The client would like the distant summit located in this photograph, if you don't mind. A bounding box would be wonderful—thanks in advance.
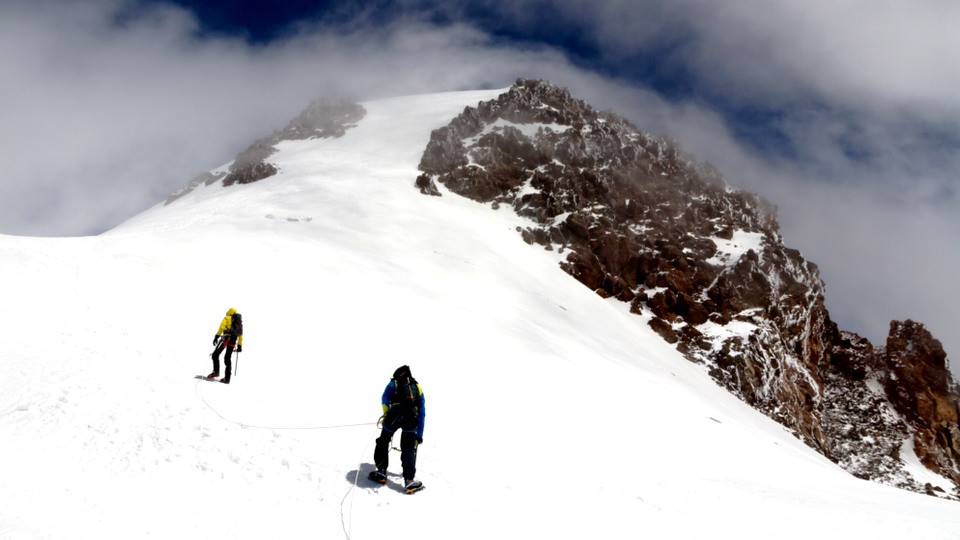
[165,98,365,204]
[416,78,960,498]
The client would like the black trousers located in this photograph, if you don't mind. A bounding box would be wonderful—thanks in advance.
[374,406,419,481]
[211,338,234,381]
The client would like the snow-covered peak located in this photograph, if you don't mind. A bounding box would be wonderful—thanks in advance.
[120,88,508,233]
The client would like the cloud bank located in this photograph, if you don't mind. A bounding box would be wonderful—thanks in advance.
[1,0,957,373]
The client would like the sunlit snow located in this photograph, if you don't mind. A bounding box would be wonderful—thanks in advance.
[1,89,957,540]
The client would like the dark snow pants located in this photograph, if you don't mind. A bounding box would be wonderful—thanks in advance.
[374,406,419,481]
[211,337,235,381]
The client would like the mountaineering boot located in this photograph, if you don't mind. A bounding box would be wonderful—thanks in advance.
[404,479,423,494]
[221,378,230,384]
[368,469,387,484]
[206,372,219,380]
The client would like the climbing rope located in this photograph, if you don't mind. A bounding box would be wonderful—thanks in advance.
[194,379,382,540]
[194,380,377,430]
[340,429,379,540]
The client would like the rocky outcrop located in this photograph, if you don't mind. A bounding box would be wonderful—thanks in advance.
[884,321,960,486]
[822,322,960,496]
[417,78,960,498]
[164,171,227,204]
[822,331,914,487]
[166,98,365,203]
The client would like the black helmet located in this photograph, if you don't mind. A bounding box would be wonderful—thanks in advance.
[393,365,411,379]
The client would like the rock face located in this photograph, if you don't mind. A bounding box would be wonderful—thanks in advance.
[166,99,365,203]
[822,331,914,488]
[884,321,960,487]
[417,78,960,498]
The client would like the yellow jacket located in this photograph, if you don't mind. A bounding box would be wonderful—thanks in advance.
[216,308,244,346]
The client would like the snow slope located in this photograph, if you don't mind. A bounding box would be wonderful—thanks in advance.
[1,89,958,540]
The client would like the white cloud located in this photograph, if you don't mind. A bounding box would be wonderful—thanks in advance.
[694,1,960,115]
[478,0,960,116]
[0,1,569,235]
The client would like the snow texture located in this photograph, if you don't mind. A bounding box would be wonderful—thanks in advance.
[1,89,958,539]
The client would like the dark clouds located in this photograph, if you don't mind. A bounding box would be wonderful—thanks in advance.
[1,0,958,372]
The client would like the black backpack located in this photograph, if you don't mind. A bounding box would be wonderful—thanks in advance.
[394,375,419,407]
[230,313,243,336]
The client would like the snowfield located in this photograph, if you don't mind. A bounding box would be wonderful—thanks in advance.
[1,89,958,540]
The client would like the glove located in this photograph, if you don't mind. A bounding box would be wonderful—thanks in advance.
[236,345,242,353]
[212,335,219,346]
[416,437,423,445]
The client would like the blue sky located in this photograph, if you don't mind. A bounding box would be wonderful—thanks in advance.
[1,0,958,370]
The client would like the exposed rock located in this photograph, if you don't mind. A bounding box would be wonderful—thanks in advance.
[165,171,226,204]
[822,331,915,487]
[417,78,960,499]
[278,98,366,140]
[415,174,442,196]
[223,162,278,187]
[648,317,678,344]
[883,320,960,486]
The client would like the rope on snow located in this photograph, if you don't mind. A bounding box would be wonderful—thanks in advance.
[340,430,379,540]
[193,379,383,540]
[194,379,377,430]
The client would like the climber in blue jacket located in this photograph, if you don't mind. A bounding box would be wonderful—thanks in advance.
[368,365,425,493]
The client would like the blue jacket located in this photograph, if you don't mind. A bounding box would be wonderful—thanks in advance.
[381,379,425,440]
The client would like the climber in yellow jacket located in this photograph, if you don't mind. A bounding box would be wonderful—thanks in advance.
[207,308,243,384]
